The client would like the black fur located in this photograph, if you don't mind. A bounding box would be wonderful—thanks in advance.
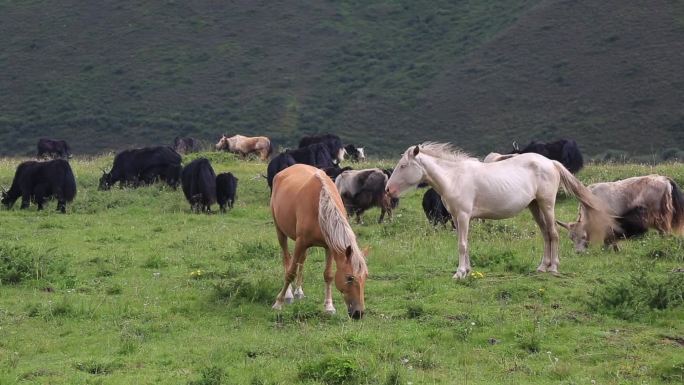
[173,136,199,154]
[37,138,71,159]
[1,159,77,213]
[669,178,684,231]
[99,146,181,190]
[181,158,217,213]
[422,188,454,228]
[511,139,584,174]
[298,134,343,160]
[216,172,238,213]
[266,153,297,190]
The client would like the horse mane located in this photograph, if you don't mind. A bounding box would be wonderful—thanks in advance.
[416,142,474,162]
[315,172,368,276]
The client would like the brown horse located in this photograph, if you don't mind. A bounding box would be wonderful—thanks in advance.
[215,134,273,161]
[270,164,368,319]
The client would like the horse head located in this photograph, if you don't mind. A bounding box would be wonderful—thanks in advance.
[556,211,588,252]
[334,245,368,320]
[215,135,228,151]
[385,145,424,198]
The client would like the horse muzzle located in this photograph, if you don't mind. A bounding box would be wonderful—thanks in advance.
[348,309,364,320]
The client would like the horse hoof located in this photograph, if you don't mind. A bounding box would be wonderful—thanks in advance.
[325,307,336,314]
[284,297,294,304]
[294,293,305,300]
[272,302,283,310]
[452,270,468,280]
[536,265,547,273]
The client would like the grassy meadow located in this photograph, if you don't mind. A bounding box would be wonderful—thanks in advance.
[0,153,683,384]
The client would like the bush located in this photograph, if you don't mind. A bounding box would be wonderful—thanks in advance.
[588,272,684,320]
[0,243,67,285]
[299,356,362,385]
[188,365,227,385]
[212,276,278,305]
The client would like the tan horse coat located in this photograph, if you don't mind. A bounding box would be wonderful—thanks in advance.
[270,164,367,318]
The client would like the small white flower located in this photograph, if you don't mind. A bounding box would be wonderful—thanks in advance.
[470,322,475,326]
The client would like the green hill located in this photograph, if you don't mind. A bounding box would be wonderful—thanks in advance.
[1,0,683,157]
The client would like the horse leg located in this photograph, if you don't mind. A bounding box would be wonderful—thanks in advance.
[528,201,552,272]
[293,256,305,300]
[453,212,472,279]
[273,237,308,310]
[273,228,294,308]
[535,200,561,273]
[323,249,336,314]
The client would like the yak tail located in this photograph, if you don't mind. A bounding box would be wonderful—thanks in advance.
[314,172,367,275]
[668,178,684,235]
[554,161,615,245]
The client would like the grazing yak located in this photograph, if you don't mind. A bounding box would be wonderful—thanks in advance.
[557,175,684,251]
[422,188,454,228]
[266,153,297,190]
[181,158,217,213]
[216,172,238,213]
[298,134,345,163]
[335,168,398,224]
[1,159,76,213]
[344,144,366,162]
[173,136,199,154]
[215,134,273,161]
[509,139,584,173]
[99,146,181,190]
[266,144,339,190]
[37,138,72,159]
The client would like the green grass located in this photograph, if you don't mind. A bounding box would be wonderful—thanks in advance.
[0,154,683,384]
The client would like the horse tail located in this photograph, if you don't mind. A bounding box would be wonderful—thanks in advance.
[266,138,275,158]
[668,178,684,235]
[553,161,615,245]
[314,172,367,275]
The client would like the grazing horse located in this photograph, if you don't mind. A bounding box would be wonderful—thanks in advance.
[557,175,684,251]
[270,164,368,319]
[215,134,273,161]
[386,143,613,279]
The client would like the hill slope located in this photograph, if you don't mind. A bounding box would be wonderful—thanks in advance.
[0,0,683,156]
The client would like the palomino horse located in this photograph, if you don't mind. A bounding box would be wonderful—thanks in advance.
[270,164,368,319]
[386,143,613,279]
[557,175,684,251]
[215,134,273,161]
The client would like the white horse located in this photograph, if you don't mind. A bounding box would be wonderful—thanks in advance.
[386,143,613,279]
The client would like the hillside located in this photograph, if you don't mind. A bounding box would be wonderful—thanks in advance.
[1,0,683,157]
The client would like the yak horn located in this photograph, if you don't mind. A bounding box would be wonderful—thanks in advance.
[555,220,570,230]
[512,141,519,151]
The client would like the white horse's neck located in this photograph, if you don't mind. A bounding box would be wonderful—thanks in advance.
[418,154,474,197]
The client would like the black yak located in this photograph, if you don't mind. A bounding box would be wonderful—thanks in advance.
[1,159,77,213]
[181,158,217,213]
[216,172,238,213]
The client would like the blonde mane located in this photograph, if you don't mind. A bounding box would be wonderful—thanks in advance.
[315,173,368,276]
[414,142,474,162]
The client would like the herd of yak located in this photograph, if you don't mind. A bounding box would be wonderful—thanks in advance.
[1,135,584,220]
[5,134,681,253]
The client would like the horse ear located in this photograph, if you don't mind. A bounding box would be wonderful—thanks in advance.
[556,220,570,230]
[413,145,420,157]
[345,245,353,261]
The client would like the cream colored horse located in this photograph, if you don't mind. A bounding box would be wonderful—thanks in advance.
[557,175,684,251]
[386,143,613,279]
[270,164,368,319]
[215,134,272,161]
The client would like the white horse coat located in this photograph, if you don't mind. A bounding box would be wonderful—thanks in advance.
[386,143,612,278]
